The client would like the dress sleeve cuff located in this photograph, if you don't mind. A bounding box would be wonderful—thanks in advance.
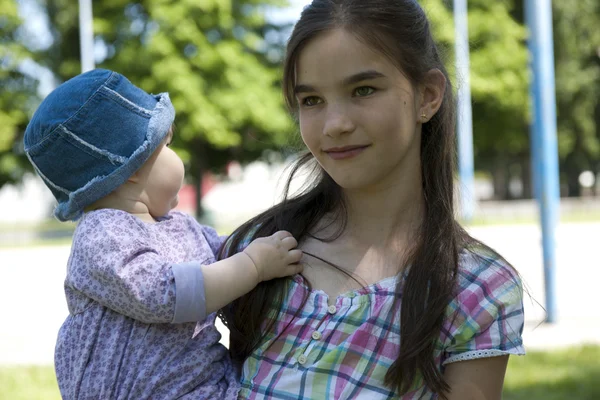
[172,261,206,323]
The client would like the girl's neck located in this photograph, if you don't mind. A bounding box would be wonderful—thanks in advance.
[341,173,424,247]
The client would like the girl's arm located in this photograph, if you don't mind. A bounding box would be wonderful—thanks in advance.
[443,356,509,400]
[438,250,525,399]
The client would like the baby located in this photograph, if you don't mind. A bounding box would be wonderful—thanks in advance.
[23,69,303,399]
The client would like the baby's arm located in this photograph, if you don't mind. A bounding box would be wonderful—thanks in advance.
[201,230,303,314]
[69,229,185,324]
[68,212,302,324]
[67,211,215,324]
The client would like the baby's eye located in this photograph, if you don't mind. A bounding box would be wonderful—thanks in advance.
[354,86,375,97]
[301,96,323,107]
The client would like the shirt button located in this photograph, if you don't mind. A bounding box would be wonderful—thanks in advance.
[311,331,322,340]
[298,354,307,365]
[327,305,337,314]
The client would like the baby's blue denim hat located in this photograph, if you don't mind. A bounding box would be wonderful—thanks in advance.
[24,69,175,221]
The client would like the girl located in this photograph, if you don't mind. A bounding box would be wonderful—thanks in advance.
[220,1,525,399]
[23,69,303,399]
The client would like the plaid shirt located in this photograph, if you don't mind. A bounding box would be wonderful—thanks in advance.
[238,245,525,399]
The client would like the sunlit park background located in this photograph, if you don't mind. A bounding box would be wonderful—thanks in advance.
[1,0,599,398]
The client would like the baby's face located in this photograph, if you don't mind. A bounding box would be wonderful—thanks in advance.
[136,129,185,217]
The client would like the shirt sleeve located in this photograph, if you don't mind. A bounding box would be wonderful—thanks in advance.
[67,211,207,324]
[440,248,525,365]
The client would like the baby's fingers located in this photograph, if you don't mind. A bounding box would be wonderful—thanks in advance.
[287,249,303,264]
[272,230,293,241]
[281,236,298,250]
[284,260,303,277]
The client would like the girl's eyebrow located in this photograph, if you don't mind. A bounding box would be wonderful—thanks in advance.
[342,70,386,85]
[294,70,387,95]
[294,83,317,95]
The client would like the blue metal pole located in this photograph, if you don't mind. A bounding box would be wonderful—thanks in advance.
[525,2,541,202]
[454,0,475,222]
[525,0,560,323]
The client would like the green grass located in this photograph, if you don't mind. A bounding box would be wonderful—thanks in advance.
[503,345,600,400]
[1,345,598,399]
[0,366,61,400]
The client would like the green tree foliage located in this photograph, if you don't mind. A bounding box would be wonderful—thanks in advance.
[422,0,530,199]
[2,0,599,203]
[552,0,600,196]
[7,0,294,214]
[0,0,38,187]
[501,0,600,197]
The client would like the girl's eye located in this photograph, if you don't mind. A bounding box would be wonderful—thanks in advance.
[301,96,323,107]
[354,86,375,97]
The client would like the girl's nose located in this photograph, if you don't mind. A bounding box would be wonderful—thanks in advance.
[322,105,355,138]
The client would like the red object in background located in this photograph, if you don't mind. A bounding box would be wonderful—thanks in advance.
[175,172,216,215]
[202,172,217,196]
[176,185,195,214]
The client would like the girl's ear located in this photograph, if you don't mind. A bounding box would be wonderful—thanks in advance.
[419,68,446,122]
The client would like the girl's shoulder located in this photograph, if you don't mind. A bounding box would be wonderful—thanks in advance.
[448,241,524,333]
[439,242,525,362]
[456,242,521,293]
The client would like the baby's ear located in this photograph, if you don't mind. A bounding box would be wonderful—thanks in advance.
[127,171,141,183]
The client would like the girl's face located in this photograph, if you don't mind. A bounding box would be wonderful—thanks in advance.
[135,129,185,217]
[295,29,425,192]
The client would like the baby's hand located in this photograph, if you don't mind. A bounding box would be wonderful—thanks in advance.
[243,231,303,282]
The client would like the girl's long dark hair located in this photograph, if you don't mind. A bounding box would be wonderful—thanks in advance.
[220,0,473,397]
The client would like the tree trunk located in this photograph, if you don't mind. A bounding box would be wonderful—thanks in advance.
[492,158,510,200]
[191,143,208,220]
[563,148,584,197]
[195,171,204,219]
[520,155,533,199]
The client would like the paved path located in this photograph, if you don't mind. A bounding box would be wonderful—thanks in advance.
[0,222,598,365]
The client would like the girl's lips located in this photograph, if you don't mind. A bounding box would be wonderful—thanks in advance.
[324,145,370,160]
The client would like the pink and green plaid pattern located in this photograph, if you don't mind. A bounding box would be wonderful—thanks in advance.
[238,245,525,399]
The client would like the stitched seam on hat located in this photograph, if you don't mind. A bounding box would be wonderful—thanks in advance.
[23,127,60,154]
[59,126,127,165]
[100,86,153,117]
[50,71,115,137]
[25,152,71,195]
